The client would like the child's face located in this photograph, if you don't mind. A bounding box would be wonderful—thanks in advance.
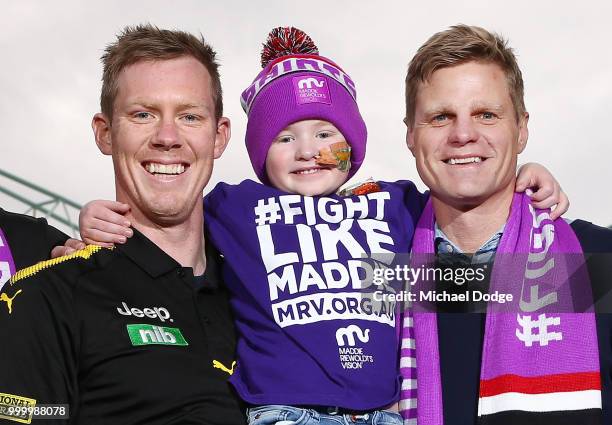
[265,120,349,196]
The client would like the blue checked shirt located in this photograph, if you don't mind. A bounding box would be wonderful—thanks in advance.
[434,223,504,264]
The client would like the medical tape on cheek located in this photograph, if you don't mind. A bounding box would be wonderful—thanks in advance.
[315,141,352,172]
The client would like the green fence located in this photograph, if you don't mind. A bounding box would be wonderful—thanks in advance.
[0,169,81,235]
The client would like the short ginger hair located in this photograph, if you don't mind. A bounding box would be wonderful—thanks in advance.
[100,24,223,121]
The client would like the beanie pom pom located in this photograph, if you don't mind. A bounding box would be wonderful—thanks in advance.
[260,27,319,68]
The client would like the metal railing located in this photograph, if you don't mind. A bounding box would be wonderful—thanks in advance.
[0,169,81,235]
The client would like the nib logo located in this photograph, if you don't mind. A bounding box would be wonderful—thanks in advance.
[126,324,188,346]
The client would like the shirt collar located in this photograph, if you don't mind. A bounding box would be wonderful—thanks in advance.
[116,227,221,289]
[434,222,504,264]
[117,227,180,278]
[201,234,223,289]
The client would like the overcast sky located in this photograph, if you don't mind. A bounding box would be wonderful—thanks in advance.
[1,0,610,234]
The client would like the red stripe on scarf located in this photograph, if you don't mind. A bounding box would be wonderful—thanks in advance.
[480,371,601,396]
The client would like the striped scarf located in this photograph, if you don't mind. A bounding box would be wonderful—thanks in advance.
[399,311,417,423]
[399,193,602,424]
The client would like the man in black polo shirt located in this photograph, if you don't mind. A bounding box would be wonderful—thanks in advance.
[401,25,612,424]
[0,209,69,290]
[0,25,244,424]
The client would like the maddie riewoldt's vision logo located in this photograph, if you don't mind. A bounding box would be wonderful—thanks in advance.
[336,325,374,369]
[297,77,325,89]
[293,75,331,105]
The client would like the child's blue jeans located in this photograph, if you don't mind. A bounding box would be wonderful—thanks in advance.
[246,405,403,425]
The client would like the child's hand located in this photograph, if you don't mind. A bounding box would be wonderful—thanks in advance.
[80,200,133,247]
[50,238,87,258]
[516,162,569,220]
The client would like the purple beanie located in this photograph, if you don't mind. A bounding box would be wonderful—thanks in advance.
[240,28,367,184]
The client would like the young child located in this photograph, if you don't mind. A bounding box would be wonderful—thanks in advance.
[73,28,568,425]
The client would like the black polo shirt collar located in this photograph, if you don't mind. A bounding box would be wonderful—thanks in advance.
[117,227,179,278]
[116,226,221,289]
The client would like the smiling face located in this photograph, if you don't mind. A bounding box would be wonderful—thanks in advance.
[407,61,528,209]
[92,56,230,225]
[265,120,349,196]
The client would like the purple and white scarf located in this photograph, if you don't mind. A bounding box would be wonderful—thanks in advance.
[400,193,601,424]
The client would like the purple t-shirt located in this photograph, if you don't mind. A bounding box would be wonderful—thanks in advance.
[205,179,426,409]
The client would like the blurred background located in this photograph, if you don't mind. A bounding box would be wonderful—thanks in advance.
[1,0,610,235]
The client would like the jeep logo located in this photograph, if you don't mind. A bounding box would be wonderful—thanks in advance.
[117,301,173,322]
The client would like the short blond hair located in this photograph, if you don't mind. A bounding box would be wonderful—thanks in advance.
[100,24,223,121]
[405,24,525,128]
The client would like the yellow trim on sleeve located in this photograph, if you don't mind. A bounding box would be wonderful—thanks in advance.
[10,245,109,285]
